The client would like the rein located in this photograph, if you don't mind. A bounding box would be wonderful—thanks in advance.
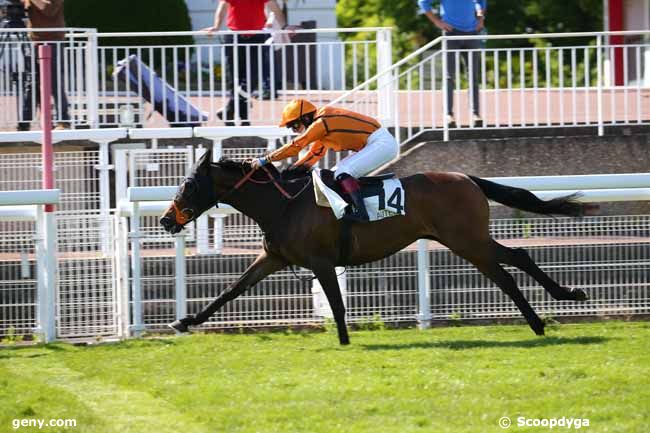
[221,164,312,202]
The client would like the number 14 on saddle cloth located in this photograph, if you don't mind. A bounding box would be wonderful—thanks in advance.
[311,169,406,221]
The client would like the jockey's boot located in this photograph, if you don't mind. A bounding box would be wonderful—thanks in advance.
[337,173,369,222]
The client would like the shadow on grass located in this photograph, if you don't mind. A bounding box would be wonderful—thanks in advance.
[0,337,178,359]
[0,342,69,360]
[362,336,610,351]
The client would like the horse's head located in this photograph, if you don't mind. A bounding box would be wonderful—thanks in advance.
[160,149,224,234]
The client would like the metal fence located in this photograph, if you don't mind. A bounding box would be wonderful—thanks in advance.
[0,28,98,131]
[123,214,650,333]
[0,150,101,210]
[56,211,118,338]
[3,28,648,135]
[0,27,391,130]
[332,30,650,144]
[0,219,37,337]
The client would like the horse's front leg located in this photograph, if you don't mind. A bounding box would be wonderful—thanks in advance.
[170,251,287,333]
[311,261,350,345]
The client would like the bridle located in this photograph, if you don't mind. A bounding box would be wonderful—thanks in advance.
[173,163,311,226]
[220,164,309,202]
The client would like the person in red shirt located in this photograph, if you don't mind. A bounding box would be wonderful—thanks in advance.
[252,99,399,222]
[204,0,291,126]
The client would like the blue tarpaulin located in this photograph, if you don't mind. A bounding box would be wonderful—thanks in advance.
[114,55,208,127]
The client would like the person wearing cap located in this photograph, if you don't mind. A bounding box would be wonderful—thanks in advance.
[251,99,399,222]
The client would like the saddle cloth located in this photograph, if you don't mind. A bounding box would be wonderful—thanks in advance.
[311,169,406,221]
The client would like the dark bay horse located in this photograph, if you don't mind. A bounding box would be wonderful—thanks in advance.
[160,150,592,344]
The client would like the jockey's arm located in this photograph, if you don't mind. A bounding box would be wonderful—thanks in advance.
[267,120,326,162]
[292,141,326,168]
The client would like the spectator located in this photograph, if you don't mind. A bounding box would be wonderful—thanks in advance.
[19,0,70,131]
[204,0,295,126]
[419,0,486,128]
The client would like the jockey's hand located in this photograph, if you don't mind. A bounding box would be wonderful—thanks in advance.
[250,157,268,171]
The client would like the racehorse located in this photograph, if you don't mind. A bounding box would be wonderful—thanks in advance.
[160,150,593,345]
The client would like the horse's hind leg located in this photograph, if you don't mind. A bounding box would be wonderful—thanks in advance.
[491,240,588,301]
[451,243,545,335]
[473,259,546,335]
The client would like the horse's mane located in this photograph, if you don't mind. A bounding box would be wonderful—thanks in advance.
[215,157,287,179]
[280,165,312,181]
[215,157,251,171]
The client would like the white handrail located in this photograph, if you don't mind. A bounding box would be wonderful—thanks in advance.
[0,189,60,206]
[489,173,650,191]
[96,27,393,38]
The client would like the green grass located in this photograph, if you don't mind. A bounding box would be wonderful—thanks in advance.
[1,321,649,433]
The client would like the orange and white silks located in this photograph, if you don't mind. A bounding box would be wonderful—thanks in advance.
[268,106,381,168]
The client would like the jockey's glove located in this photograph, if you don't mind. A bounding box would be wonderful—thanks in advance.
[251,157,268,170]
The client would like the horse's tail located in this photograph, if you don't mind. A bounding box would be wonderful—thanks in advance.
[468,175,595,217]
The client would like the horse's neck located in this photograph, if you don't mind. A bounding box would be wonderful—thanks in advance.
[225,183,286,232]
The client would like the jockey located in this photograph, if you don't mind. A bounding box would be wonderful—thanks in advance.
[251,99,399,222]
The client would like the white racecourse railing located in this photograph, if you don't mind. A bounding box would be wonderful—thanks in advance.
[0,28,98,130]
[119,174,650,335]
[2,28,648,135]
[0,189,60,342]
[332,30,650,143]
[0,27,391,130]
[0,174,649,340]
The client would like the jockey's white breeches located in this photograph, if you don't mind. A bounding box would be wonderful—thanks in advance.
[333,128,398,179]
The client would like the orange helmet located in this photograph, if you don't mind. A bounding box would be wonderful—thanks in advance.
[279,99,317,127]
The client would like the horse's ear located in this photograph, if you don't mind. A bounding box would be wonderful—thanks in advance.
[199,149,212,166]
[196,149,212,174]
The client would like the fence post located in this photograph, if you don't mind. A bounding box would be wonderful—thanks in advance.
[417,239,432,329]
[39,45,58,342]
[195,147,210,254]
[211,139,224,253]
[233,33,240,125]
[34,206,47,340]
[174,233,187,320]
[442,36,449,142]
[98,140,112,254]
[376,28,394,127]
[596,34,604,136]
[114,149,128,205]
[85,30,99,128]
[129,201,144,336]
[114,215,130,338]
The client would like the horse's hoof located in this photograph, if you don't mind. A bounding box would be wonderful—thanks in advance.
[169,316,194,334]
[532,320,545,336]
[571,288,589,301]
[168,320,189,334]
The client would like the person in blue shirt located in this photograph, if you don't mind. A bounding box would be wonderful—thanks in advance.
[419,0,486,128]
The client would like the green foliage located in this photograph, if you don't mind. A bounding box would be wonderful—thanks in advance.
[336,0,604,79]
[65,0,194,47]
[0,327,24,345]
[65,0,195,81]
[490,0,604,44]
[355,313,386,331]
[337,0,436,61]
